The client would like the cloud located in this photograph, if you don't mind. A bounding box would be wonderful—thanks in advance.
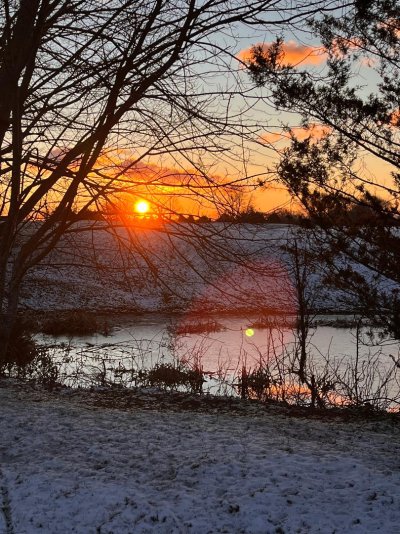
[389,109,400,127]
[237,41,327,67]
[260,124,332,145]
[358,56,379,67]
[376,109,400,128]
[377,18,400,39]
[331,37,364,57]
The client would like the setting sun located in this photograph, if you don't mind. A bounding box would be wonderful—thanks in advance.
[134,199,150,215]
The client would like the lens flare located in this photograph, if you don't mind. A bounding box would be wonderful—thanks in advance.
[245,328,255,337]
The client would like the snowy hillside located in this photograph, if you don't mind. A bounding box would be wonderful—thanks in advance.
[18,222,373,314]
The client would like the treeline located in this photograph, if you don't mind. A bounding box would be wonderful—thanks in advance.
[64,207,305,225]
[65,199,399,227]
[215,207,306,225]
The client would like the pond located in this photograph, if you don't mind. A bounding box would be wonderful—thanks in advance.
[36,313,400,408]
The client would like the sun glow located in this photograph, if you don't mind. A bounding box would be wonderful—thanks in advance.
[134,199,150,215]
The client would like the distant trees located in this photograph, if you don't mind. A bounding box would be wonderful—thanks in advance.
[216,207,306,225]
[0,0,340,359]
[217,206,267,224]
[245,0,400,335]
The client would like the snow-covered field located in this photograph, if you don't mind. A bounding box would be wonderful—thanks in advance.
[19,222,395,316]
[18,223,331,314]
[1,381,399,534]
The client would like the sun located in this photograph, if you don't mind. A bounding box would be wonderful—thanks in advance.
[134,199,150,215]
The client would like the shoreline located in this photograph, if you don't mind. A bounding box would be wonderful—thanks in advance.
[1,377,399,423]
[17,308,379,335]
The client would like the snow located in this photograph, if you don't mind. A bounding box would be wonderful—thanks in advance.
[18,222,397,316]
[17,224,309,314]
[4,226,400,532]
[1,382,399,533]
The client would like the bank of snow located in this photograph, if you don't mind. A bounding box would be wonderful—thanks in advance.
[0,383,399,533]
[18,223,336,314]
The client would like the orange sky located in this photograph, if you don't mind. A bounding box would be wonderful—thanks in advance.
[80,37,397,220]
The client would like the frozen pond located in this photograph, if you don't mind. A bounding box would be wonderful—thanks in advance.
[35,313,400,408]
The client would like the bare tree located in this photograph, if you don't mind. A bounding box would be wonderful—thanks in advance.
[0,0,343,359]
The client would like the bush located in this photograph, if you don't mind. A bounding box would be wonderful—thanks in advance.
[144,363,204,393]
[41,311,100,336]
[174,319,225,335]
[0,324,59,388]
[0,323,38,372]
[238,365,281,401]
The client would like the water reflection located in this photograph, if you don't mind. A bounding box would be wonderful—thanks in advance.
[36,314,400,409]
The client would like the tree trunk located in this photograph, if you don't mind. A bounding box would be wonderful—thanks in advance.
[0,275,21,366]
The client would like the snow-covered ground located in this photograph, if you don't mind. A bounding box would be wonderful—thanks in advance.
[18,222,396,316]
[1,381,399,534]
[17,223,326,314]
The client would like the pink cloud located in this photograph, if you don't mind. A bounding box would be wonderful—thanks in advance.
[377,18,400,39]
[331,36,362,55]
[260,124,332,145]
[358,56,379,67]
[237,41,327,67]
[389,110,400,127]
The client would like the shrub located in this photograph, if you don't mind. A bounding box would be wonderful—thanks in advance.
[0,323,39,373]
[238,365,283,401]
[174,319,225,336]
[144,362,204,393]
[0,324,59,388]
[22,351,60,389]
[41,311,99,336]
